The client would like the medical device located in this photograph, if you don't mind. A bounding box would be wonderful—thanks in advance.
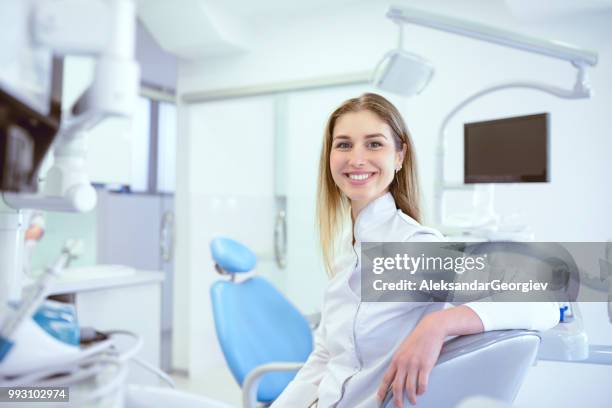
[0,3,245,408]
[0,241,182,404]
[0,4,235,407]
[0,3,61,193]
[0,0,140,309]
[464,113,549,184]
[0,1,147,405]
[372,5,598,230]
[0,313,144,406]
[0,239,81,363]
[0,240,127,406]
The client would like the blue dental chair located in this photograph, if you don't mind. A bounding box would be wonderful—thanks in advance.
[210,237,544,408]
[210,237,313,408]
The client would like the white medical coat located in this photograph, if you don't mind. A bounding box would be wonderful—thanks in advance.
[271,192,559,408]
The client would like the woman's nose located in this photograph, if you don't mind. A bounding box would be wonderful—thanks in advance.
[348,147,367,167]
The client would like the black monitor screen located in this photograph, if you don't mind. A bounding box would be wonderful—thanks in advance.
[464,113,549,183]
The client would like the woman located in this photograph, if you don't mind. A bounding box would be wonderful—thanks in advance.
[272,93,558,408]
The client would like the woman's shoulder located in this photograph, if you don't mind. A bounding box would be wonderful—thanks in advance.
[394,210,446,242]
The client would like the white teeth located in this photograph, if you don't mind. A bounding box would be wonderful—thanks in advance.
[349,173,371,180]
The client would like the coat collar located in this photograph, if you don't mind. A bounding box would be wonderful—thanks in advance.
[353,192,397,244]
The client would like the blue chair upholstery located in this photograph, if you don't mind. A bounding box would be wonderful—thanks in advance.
[210,237,257,273]
[210,238,313,404]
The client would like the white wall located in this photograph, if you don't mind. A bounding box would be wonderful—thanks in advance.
[172,96,278,378]
[175,0,612,405]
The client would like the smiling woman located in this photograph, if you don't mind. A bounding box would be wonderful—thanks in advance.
[319,93,420,258]
[271,93,559,408]
[330,109,406,219]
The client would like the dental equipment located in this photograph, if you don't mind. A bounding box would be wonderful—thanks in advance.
[0,323,142,406]
[372,5,598,228]
[371,19,434,97]
[0,239,82,363]
[0,0,140,308]
[374,5,597,99]
[0,243,175,404]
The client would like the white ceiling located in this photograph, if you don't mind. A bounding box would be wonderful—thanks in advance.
[137,0,612,60]
[206,0,368,20]
[197,0,612,21]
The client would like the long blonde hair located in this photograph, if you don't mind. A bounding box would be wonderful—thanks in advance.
[316,93,421,277]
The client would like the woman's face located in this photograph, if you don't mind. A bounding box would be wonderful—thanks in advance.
[330,110,405,215]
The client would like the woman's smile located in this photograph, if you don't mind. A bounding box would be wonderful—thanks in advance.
[344,171,377,185]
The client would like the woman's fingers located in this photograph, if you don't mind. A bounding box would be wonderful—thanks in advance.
[404,364,419,406]
[377,364,397,402]
[392,367,407,408]
[416,366,430,396]
[379,362,432,407]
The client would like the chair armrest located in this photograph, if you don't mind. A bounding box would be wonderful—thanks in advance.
[437,329,539,364]
[242,362,304,408]
[381,329,541,408]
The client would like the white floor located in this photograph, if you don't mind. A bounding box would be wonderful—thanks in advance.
[170,365,243,408]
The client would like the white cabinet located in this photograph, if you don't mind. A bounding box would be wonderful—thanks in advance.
[50,269,164,386]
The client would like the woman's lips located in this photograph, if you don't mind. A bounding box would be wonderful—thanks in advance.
[344,172,376,185]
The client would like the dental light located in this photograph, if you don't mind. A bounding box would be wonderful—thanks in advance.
[372,21,434,96]
[373,6,598,98]
[373,5,598,229]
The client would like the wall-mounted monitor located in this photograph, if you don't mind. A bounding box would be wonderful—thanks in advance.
[464,113,549,183]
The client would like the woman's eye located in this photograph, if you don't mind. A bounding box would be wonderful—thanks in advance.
[368,141,383,148]
[335,142,351,149]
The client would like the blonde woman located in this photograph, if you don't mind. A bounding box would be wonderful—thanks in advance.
[272,93,558,408]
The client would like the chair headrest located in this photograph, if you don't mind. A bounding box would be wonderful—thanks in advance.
[210,237,256,273]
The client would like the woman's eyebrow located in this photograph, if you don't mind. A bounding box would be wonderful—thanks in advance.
[333,133,387,140]
[364,133,387,139]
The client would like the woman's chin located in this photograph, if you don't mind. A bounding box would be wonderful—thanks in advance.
[344,190,376,205]
[344,186,392,206]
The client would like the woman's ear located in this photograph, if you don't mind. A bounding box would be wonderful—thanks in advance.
[397,143,408,168]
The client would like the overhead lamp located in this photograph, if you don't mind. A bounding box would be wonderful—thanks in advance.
[373,5,598,98]
[372,20,434,97]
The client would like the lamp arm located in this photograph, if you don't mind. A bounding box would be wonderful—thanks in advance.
[386,5,598,67]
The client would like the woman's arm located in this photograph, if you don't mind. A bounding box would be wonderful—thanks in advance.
[382,232,560,407]
[376,305,483,408]
[463,301,559,332]
[377,301,559,407]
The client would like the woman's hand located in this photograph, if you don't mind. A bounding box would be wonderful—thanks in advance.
[376,313,446,407]
[376,306,484,407]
